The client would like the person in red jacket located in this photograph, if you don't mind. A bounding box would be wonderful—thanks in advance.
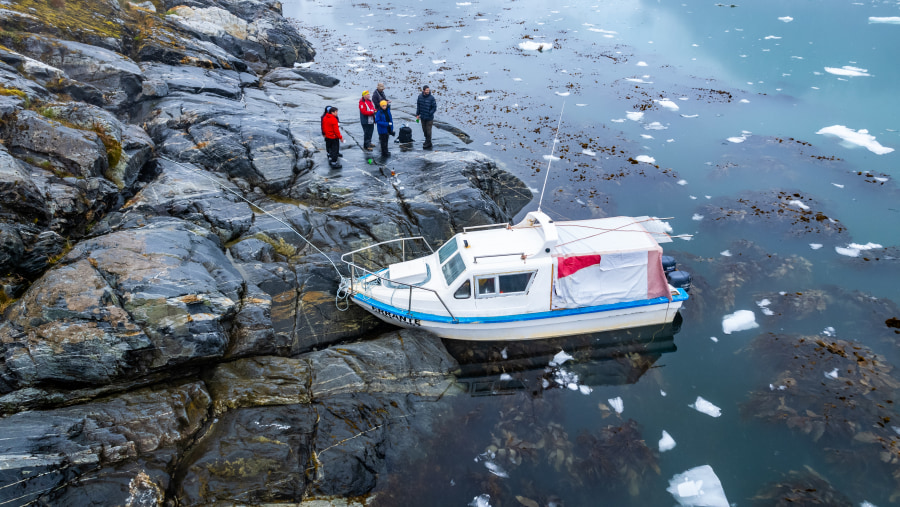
[320,106,344,167]
[358,91,377,151]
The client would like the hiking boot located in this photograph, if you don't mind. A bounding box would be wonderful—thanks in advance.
[382,152,391,157]
[423,142,433,150]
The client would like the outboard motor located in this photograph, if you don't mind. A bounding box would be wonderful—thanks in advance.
[661,255,677,273]
[667,270,692,293]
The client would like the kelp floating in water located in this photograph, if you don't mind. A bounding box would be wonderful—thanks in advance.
[574,419,660,496]
[751,468,853,507]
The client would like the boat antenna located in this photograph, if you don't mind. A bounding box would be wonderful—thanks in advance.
[537,102,565,213]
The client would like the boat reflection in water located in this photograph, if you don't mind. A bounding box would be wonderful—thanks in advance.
[443,314,682,397]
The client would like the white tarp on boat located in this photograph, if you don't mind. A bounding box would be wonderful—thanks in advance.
[551,216,670,309]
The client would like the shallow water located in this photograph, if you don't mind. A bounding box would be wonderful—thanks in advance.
[286,0,899,504]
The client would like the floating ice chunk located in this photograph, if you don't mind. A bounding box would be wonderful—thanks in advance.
[778,16,794,22]
[637,61,648,66]
[722,310,758,334]
[576,103,587,106]
[645,121,667,130]
[789,199,810,210]
[764,35,782,40]
[677,179,688,186]
[681,114,699,118]
[582,149,596,156]
[579,385,593,395]
[626,77,652,83]
[469,494,492,507]
[549,350,573,366]
[825,65,871,77]
[294,61,314,68]
[611,118,625,123]
[849,242,883,250]
[555,91,571,96]
[691,214,704,221]
[478,36,491,40]
[477,95,489,100]
[689,396,722,417]
[832,183,844,188]
[869,17,900,24]
[835,246,859,257]
[740,99,750,103]
[518,41,552,51]
[721,250,732,257]
[659,430,676,452]
[432,59,446,64]
[727,134,748,143]
[860,502,879,507]
[661,390,667,396]
[668,465,729,507]
[874,176,889,182]
[823,326,836,337]
[567,383,579,391]
[626,111,644,121]
[825,368,839,379]
[608,396,624,414]
[710,336,719,342]
[542,154,561,161]
[658,99,680,111]
[635,155,656,164]
[641,134,654,139]
[756,299,774,316]
[810,243,823,250]
[500,373,513,381]
[816,125,894,154]
[456,1,472,4]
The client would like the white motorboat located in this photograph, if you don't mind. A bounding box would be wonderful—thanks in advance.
[340,210,690,341]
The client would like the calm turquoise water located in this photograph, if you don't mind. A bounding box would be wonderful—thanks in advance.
[286,0,899,504]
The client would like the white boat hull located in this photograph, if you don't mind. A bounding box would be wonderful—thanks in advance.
[352,291,686,341]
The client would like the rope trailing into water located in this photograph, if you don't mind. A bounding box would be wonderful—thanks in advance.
[156,156,352,311]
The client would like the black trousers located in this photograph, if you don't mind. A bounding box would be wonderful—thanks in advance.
[325,137,340,161]
[379,133,390,155]
[361,122,374,146]
[421,119,433,145]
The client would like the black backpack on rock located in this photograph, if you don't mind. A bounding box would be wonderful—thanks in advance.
[397,125,413,143]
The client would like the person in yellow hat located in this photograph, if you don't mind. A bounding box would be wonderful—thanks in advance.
[358,90,376,151]
[374,100,394,158]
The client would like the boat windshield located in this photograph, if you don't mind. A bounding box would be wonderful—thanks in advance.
[437,237,459,264]
[441,253,466,286]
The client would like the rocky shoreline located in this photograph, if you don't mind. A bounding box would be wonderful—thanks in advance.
[0,0,530,504]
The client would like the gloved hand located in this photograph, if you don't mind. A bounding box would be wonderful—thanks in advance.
[389,130,395,136]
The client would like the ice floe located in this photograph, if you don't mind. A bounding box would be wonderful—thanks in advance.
[692,214,704,221]
[789,199,810,210]
[722,310,758,334]
[608,396,624,414]
[634,155,656,164]
[809,243,823,250]
[626,111,644,121]
[549,350,573,366]
[555,91,570,96]
[499,373,512,381]
[456,1,472,4]
[822,326,836,337]
[710,336,719,342]
[816,125,894,154]
[835,242,883,257]
[677,179,688,185]
[689,396,722,417]
[825,367,839,379]
[832,183,844,188]
[542,154,561,161]
[645,121,667,130]
[756,299,774,316]
[668,465,729,507]
[764,35,782,40]
[720,250,732,257]
[432,59,446,64]
[659,430,676,452]
[657,99,680,111]
[778,16,794,22]
[518,41,552,51]
[727,131,751,143]
[469,494,492,507]
[478,36,491,40]
[869,16,900,24]
[579,385,592,395]
[637,61,648,66]
[582,149,596,156]
[825,65,871,77]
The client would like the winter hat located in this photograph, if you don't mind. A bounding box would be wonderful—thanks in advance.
[362,90,370,96]
[379,100,387,106]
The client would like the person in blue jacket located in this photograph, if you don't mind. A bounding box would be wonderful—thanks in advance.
[374,100,394,157]
[415,85,437,149]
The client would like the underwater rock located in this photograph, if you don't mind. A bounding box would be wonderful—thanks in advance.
[698,190,847,237]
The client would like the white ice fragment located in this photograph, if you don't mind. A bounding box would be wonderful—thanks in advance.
[576,103,587,106]
[582,149,596,156]
[500,347,507,359]
[668,465,729,506]
[660,390,667,396]
[832,183,845,188]
[710,336,719,342]
[727,134,748,143]
[659,430,677,452]
[778,16,794,22]
[579,385,593,395]
[432,59,446,64]
[641,134,654,139]
[681,113,699,118]
[835,246,860,257]
[469,494,492,507]
[849,242,883,250]
[542,154,561,161]
[518,41,552,51]
[611,118,625,123]
[764,35,782,40]
[294,61,314,68]
[816,125,894,154]
[823,326,836,337]
[657,99,680,111]
[567,382,579,391]
[721,250,732,257]
[542,379,550,389]
[645,121,667,130]
[689,397,722,417]
[512,77,522,81]
[722,310,758,334]
[456,1,472,4]
[825,368,839,379]
[635,155,656,164]
[555,91,571,96]
[483,142,492,146]
[637,61,648,67]
[626,111,644,121]
[677,179,688,186]
[810,243,823,250]
[692,214,704,221]
[869,17,900,24]
[789,200,810,210]
[825,65,871,77]
[740,99,750,104]
[875,177,888,182]
[860,501,879,507]
[499,373,513,381]
[478,36,491,40]
[549,350,573,366]
[477,95,489,100]
[608,396,624,414]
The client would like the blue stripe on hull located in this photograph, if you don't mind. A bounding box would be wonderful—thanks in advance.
[353,289,688,325]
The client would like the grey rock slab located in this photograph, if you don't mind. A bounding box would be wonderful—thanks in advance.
[140,62,242,99]
[0,145,46,224]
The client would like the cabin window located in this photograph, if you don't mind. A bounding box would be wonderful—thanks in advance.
[454,280,471,299]
[475,271,536,298]
[437,238,459,264]
[441,252,466,285]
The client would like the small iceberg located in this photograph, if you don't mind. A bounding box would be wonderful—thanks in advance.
[659,430,676,452]
[634,155,656,164]
[626,111,644,121]
[469,494,492,507]
[549,350,573,366]
[869,16,900,24]
[518,41,553,51]
[608,396,624,414]
[689,396,722,417]
[816,125,894,155]
[824,65,870,77]
[657,99,680,111]
[667,465,729,506]
[722,310,758,334]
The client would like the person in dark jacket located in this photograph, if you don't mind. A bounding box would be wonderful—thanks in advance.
[372,83,389,109]
[374,100,394,158]
[358,90,376,150]
[415,85,437,149]
[321,106,344,167]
